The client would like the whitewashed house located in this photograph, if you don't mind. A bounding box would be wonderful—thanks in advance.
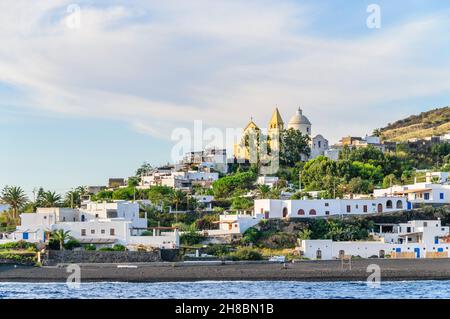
[205,214,263,237]
[300,220,450,260]
[374,181,450,207]
[257,176,279,188]
[5,201,179,249]
[254,197,408,219]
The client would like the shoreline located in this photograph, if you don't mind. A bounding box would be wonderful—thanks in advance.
[2,259,450,283]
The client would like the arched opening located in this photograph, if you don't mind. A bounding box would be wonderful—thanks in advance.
[297,209,305,216]
[309,209,317,216]
[386,200,393,209]
[316,249,322,260]
[81,215,86,222]
[379,250,385,258]
[282,207,288,218]
[396,200,403,209]
[377,204,383,213]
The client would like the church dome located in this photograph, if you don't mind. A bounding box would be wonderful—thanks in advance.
[288,107,311,126]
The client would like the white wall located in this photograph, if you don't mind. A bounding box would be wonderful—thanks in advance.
[254,197,408,219]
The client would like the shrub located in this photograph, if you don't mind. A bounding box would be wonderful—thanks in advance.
[112,244,126,251]
[204,244,231,257]
[229,248,263,261]
[140,230,153,236]
[84,244,96,251]
[64,239,81,250]
[180,231,204,246]
[0,241,37,251]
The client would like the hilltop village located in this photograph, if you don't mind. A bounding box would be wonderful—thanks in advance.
[1,107,450,264]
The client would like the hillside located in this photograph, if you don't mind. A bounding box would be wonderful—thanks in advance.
[379,106,450,142]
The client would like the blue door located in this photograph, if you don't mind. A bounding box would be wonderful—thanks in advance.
[395,248,401,253]
[414,248,420,258]
[22,232,29,240]
[407,202,412,210]
[438,248,444,253]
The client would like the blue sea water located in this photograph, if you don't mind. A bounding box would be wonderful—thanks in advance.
[1,280,450,299]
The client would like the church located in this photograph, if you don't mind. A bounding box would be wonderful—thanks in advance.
[233,107,329,162]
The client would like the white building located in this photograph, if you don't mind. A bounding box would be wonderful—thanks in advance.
[191,195,214,211]
[205,214,263,237]
[324,148,340,161]
[3,200,179,249]
[374,182,450,206]
[300,220,450,260]
[182,148,228,174]
[287,107,311,136]
[79,201,147,230]
[310,135,329,159]
[140,169,218,190]
[257,176,279,188]
[254,197,408,219]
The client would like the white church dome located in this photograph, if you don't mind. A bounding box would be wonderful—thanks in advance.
[288,107,311,126]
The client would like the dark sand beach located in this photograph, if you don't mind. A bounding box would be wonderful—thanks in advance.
[2,259,450,282]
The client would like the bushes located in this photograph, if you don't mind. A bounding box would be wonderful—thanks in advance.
[229,248,262,261]
[64,239,81,250]
[204,244,231,257]
[98,244,127,252]
[180,231,205,246]
[84,244,96,251]
[0,240,37,251]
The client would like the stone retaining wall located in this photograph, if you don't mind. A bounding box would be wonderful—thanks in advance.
[43,250,161,265]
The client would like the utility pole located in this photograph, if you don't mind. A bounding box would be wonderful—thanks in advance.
[298,171,302,193]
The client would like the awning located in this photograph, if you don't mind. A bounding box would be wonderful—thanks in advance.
[394,188,432,194]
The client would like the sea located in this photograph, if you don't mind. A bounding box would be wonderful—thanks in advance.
[0,280,450,299]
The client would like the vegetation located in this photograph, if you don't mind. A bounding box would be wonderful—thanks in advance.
[51,229,73,250]
[1,186,28,220]
[378,106,449,142]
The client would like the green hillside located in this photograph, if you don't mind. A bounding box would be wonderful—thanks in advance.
[379,106,450,142]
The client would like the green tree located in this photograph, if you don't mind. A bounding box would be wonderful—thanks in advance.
[41,191,62,207]
[51,229,73,250]
[279,129,311,166]
[255,184,271,199]
[1,186,28,220]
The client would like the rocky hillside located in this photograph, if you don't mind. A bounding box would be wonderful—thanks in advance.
[379,106,449,142]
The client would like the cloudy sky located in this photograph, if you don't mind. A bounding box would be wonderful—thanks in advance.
[1,0,449,195]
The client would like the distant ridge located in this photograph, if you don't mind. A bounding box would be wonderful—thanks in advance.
[379,106,450,142]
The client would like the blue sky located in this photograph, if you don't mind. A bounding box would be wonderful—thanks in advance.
[0,0,449,196]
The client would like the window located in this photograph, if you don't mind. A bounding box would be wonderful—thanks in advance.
[386,200,393,209]
[325,211,330,215]
[363,205,368,213]
[81,229,86,236]
[346,205,351,213]
[325,203,329,207]
[424,193,430,200]
[396,200,403,209]
[63,217,66,221]
[101,229,105,234]
[95,214,99,218]
[309,209,316,216]
[110,228,115,236]
[297,209,305,216]
[407,227,411,233]
[424,222,428,227]
[91,229,95,234]
[440,193,445,200]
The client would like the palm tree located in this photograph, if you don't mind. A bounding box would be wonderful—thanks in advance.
[1,186,28,220]
[51,229,73,250]
[41,191,62,207]
[255,184,271,199]
[171,190,185,223]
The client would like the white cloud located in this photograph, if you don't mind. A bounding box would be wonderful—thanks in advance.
[0,0,449,145]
